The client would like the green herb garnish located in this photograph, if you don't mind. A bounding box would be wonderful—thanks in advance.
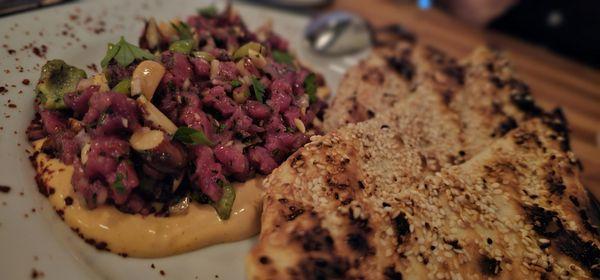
[250,76,265,103]
[112,173,126,193]
[36,59,87,109]
[212,183,236,220]
[233,42,264,60]
[272,50,294,66]
[193,51,215,62]
[112,78,131,94]
[173,126,214,146]
[197,5,218,18]
[171,22,193,40]
[230,80,241,88]
[169,39,193,54]
[304,73,317,103]
[216,123,227,133]
[100,37,155,69]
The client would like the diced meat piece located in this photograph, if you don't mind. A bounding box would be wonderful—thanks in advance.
[191,146,225,202]
[203,86,237,117]
[191,57,211,77]
[64,85,98,115]
[268,79,292,112]
[248,146,278,174]
[214,144,250,179]
[245,100,271,119]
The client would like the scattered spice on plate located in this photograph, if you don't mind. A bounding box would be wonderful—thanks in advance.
[32,45,48,58]
[0,185,11,193]
[30,268,44,279]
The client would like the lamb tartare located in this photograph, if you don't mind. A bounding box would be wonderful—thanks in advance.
[27,5,327,220]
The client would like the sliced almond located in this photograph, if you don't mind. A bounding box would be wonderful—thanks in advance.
[158,19,178,40]
[129,127,165,151]
[248,49,267,69]
[145,18,160,49]
[131,60,166,100]
[236,59,251,77]
[80,143,91,164]
[294,118,306,133]
[68,118,84,133]
[316,86,330,100]
[136,96,177,134]
[210,59,220,79]
[172,174,184,192]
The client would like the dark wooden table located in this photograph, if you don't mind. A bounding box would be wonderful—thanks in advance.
[328,0,600,196]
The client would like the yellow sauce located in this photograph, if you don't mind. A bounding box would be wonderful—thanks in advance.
[32,140,263,258]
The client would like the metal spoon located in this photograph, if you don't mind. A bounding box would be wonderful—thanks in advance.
[305,11,372,56]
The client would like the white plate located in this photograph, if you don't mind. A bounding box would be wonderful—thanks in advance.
[0,0,368,279]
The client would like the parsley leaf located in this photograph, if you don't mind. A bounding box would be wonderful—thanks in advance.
[100,43,119,69]
[230,80,241,88]
[171,22,193,40]
[174,127,214,146]
[304,73,317,103]
[251,76,265,103]
[100,37,155,69]
[197,5,218,18]
[112,173,126,193]
[272,50,294,66]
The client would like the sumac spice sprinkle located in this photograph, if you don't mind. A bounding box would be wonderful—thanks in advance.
[22,79,30,85]
[0,185,11,193]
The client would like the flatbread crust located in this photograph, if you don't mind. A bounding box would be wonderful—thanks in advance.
[324,43,498,133]
[247,47,599,278]
[248,116,598,279]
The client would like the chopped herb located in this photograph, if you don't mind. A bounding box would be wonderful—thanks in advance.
[233,42,264,60]
[36,59,87,109]
[212,183,236,220]
[304,73,317,103]
[193,51,215,62]
[174,126,214,146]
[171,22,193,40]
[216,123,227,133]
[112,78,131,94]
[197,5,218,17]
[112,173,126,193]
[230,80,242,88]
[251,76,265,103]
[100,36,155,68]
[169,39,193,54]
[272,50,294,66]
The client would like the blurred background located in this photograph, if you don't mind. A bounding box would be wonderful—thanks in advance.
[243,0,600,68]
[1,0,598,68]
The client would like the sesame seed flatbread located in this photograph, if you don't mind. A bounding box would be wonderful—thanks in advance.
[248,115,598,279]
[323,41,474,133]
[246,47,600,279]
